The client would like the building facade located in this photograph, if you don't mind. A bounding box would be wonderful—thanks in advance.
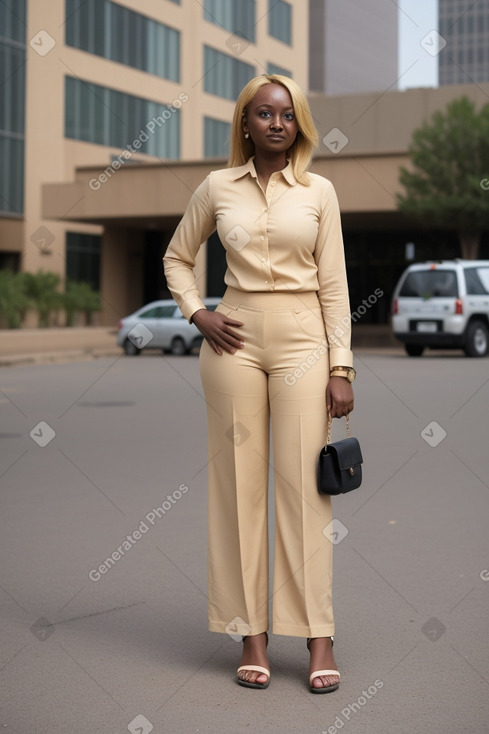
[439,0,489,86]
[43,82,489,327]
[309,0,399,95]
[0,0,306,324]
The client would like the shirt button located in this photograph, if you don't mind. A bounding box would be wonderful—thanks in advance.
[261,257,266,263]
[260,235,265,241]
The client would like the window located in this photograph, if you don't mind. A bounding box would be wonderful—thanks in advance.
[0,0,26,215]
[268,0,292,45]
[65,0,180,81]
[65,77,180,158]
[399,270,458,298]
[140,305,176,318]
[204,0,256,42]
[267,62,291,77]
[204,46,255,100]
[204,117,231,158]
[66,232,102,291]
[465,268,489,295]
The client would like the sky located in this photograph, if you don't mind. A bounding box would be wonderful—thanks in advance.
[398,0,438,89]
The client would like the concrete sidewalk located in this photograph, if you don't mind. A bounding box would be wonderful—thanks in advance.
[0,324,401,366]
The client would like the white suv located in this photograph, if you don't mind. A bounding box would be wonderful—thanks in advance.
[392,260,489,357]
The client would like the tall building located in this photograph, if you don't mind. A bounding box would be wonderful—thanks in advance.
[0,0,306,324]
[439,0,489,85]
[309,0,399,95]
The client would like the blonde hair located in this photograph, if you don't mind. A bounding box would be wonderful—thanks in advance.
[228,74,318,186]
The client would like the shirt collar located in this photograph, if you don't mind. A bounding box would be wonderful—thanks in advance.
[229,156,297,186]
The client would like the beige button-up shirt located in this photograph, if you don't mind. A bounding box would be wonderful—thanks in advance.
[163,157,352,367]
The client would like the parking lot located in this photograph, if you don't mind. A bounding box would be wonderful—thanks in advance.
[0,350,488,733]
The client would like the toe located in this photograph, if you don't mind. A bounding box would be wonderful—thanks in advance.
[239,669,268,685]
[313,674,339,689]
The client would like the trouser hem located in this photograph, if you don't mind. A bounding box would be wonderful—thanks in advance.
[272,623,335,638]
[209,620,269,635]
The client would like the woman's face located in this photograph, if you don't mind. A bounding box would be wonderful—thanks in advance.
[243,83,298,157]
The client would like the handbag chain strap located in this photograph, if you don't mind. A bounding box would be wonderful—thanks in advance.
[327,413,350,444]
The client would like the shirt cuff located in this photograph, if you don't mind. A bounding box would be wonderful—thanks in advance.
[328,348,353,369]
[181,298,206,324]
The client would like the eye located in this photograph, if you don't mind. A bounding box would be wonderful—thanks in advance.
[284,113,295,121]
[259,111,271,118]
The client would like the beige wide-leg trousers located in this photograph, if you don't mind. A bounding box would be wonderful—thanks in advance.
[199,287,334,638]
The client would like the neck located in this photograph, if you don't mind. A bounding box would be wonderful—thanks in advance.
[253,151,288,186]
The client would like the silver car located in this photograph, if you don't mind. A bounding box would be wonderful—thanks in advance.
[392,260,489,357]
[117,298,221,355]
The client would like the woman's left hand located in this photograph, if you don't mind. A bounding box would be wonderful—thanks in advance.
[326,376,354,418]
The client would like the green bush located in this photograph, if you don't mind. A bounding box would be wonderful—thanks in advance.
[0,270,29,328]
[0,269,102,328]
[63,280,102,326]
[22,270,63,327]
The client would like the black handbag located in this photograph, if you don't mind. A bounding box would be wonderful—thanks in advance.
[318,414,363,495]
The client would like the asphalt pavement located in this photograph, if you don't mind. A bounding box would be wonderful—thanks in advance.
[0,349,488,733]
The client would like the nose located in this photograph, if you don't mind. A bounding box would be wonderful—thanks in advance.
[270,116,283,131]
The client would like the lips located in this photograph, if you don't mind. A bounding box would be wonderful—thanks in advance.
[267,134,285,140]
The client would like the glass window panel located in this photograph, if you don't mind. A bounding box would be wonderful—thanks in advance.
[268,0,292,45]
[64,76,180,158]
[93,0,105,55]
[0,136,24,214]
[267,62,291,77]
[0,0,26,43]
[204,117,231,158]
[65,0,180,81]
[204,46,254,100]
[66,232,101,290]
[203,0,255,42]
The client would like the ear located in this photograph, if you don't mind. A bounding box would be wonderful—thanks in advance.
[241,108,249,136]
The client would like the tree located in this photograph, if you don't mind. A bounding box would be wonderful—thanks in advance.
[397,96,489,259]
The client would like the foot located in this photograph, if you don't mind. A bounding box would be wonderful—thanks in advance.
[237,632,269,687]
[307,637,340,691]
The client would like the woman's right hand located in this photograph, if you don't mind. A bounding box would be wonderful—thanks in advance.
[192,309,244,356]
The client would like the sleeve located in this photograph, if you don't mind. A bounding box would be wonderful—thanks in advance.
[314,179,353,368]
[162,175,217,323]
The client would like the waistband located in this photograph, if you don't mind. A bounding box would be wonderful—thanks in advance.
[222,287,320,311]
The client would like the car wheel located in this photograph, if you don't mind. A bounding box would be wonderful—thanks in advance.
[464,320,489,357]
[170,336,188,356]
[124,339,141,356]
[405,344,424,357]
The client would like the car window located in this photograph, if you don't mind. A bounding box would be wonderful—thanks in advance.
[399,270,458,298]
[465,268,489,295]
[159,305,178,317]
[139,306,160,318]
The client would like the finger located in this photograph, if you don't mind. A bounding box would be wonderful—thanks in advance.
[223,318,244,327]
[217,329,244,348]
[207,338,222,355]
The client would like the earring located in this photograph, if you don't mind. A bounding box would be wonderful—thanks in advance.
[244,132,249,139]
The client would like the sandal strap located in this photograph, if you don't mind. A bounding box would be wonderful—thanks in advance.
[309,669,340,686]
[237,665,270,678]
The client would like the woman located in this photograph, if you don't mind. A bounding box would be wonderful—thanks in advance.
[163,74,354,693]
